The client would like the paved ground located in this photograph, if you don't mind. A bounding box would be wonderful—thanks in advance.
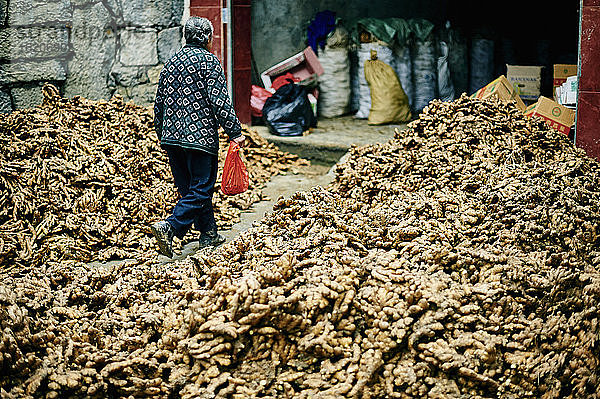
[221,164,333,241]
[90,164,335,266]
[253,115,409,164]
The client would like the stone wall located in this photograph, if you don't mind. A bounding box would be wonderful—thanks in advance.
[0,0,184,112]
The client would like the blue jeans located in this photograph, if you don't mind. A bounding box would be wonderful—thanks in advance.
[165,145,218,239]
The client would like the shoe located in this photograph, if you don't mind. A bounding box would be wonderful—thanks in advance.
[198,230,226,249]
[151,221,174,258]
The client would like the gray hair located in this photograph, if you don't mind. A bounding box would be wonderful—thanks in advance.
[184,17,214,47]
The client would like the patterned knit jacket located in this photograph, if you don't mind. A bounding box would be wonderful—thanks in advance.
[154,43,242,155]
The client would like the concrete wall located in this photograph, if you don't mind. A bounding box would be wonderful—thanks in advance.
[0,0,184,112]
[250,0,447,76]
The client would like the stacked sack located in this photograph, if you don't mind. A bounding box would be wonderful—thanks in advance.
[364,49,411,125]
[317,25,352,118]
[348,18,473,118]
[354,42,395,119]
[408,18,438,114]
[387,18,414,111]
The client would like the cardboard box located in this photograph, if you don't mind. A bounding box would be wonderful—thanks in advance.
[555,86,562,104]
[506,65,543,101]
[261,47,324,90]
[471,75,527,112]
[523,96,575,135]
[556,76,578,106]
[553,64,577,100]
[564,76,577,105]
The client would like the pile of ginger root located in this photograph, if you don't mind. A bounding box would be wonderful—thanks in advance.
[2,95,599,398]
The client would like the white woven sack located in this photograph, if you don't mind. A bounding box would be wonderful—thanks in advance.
[318,47,351,118]
[437,41,455,102]
[391,44,414,109]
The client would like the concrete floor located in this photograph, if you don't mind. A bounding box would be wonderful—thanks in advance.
[253,115,409,164]
[221,164,333,241]
[91,163,334,266]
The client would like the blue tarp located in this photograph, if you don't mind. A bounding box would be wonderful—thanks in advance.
[307,10,337,55]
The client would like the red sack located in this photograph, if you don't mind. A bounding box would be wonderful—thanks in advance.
[251,85,272,117]
[221,141,249,196]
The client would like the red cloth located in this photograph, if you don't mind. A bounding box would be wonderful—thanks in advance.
[271,73,300,90]
[251,85,272,117]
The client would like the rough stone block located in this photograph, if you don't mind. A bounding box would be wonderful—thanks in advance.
[8,0,71,27]
[11,83,44,109]
[119,29,158,66]
[63,3,116,100]
[0,27,69,60]
[110,63,149,87]
[0,0,7,28]
[121,0,184,28]
[114,85,129,98]
[157,26,182,64]
[70,0,121,23]
[127,83,158,106]
[147,65,163,85]
[70,0,100,6]
[0,59,67,84]
[0,87,12,113]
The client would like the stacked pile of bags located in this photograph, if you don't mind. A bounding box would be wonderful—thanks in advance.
[310,14,494,124]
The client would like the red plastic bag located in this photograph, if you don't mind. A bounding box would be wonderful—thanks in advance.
[271,72,300,90]
[251,85,272,117]
[221,141,249,195]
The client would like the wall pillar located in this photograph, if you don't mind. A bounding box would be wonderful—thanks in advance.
[576,0,600,160]
[190,0,251,125]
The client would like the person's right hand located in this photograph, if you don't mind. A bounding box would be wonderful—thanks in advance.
[233,135,246,148]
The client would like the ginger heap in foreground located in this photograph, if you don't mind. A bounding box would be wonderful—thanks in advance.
[1,95,599,398]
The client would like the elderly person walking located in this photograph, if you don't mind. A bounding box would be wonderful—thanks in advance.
[151,16,245,258]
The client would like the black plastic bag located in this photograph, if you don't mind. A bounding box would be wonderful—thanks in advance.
[262,83,316,137]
